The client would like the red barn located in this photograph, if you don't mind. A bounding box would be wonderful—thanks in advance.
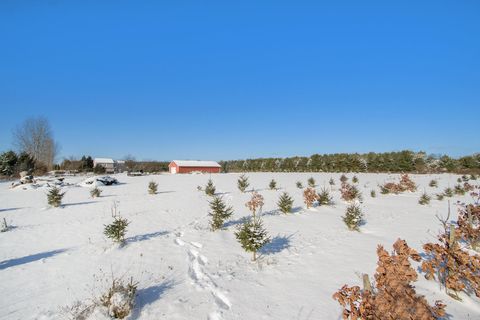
[169,160,221,174]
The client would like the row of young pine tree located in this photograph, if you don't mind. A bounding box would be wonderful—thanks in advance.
[219,150,480,174]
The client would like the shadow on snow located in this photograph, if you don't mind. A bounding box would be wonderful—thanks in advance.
[0,248,68,270]
[259,234,294,256]
[130,280,174,319]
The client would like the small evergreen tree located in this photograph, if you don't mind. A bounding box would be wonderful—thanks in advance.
[205,179,216,196]
[296,181,303,189]
[237,174,250,193]
[94,163,106,174]
[90,186,102,198]
[148,181,158,194]
[340,174,348,183]
[277,192,294,214]
[352,175,359,184]
[269,179,277,190]
[343,204,364,231]
[104,203,129,244]
[419,192,431,205]
[235,216,270,261]
[329,178,335,186]
[307,177,316,188]
[436,193,445,201]
[47,186,65,207]
[208,196,234,231]
[457,177,462,183]
[317,188,332,205]
[370,189,376,198]
[454,184,465,195]
[429,179,438,188]
[444,187,454,197]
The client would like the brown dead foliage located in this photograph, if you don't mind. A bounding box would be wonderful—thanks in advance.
[340,182,362,202]
[245,191,264,216]
[333,239,446,320]
[303,187,317,209]
[422,216,480,299]
[380,174,417,194]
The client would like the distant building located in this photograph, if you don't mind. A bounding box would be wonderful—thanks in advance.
[93,158,125,173]
[169,160,221,174]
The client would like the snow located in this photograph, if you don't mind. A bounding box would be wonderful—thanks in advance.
[1,172,479,319]
[172,160,221,168]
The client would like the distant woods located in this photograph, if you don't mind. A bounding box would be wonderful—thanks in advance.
[219,151,480,174]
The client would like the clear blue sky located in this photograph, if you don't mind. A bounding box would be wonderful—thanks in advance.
[0,1,478,161]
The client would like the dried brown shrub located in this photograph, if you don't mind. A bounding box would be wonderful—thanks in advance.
[333,239,446,320]
[380,174,417,194]
[422,212,480,299]
[340,182,362,202]
[245,191,264,216]
[303,187,317,209]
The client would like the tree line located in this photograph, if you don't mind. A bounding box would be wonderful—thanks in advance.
[219,151,480,174]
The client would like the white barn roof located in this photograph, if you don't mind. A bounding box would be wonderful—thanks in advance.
[172,160,221,168]
[94,158,114,164]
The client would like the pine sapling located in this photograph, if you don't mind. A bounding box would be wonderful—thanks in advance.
[429,179,438,188]
[296,181,303,189]
[352,175,359,184]
[104,203,130,244]
[317,187,332,206]
[90,186,102,198]
[148,181,158,195]
[205,179,216,196]
[47,186,65,207]
[444,187,454,198]
[269,179,277,190]
[340,174,348,183]
[454,184,465,195]
[419,192,431,205]
[237,174,250,193]
[235,216,270,261]
[307,177,316,188]
[343,204,364,231]
[436,193,445,201]
[329,178,335,186]
[277,192,294,214]
[1,218,8,232]
[208,196,234,231]
[370,189,376,198]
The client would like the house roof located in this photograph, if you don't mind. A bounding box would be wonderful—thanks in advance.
[171,160,221,168]
[94,158,115,164]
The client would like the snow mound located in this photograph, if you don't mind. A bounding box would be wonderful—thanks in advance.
[79,176,119,187]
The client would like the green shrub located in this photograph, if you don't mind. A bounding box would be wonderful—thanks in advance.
[343,204,364,231]
[47,186,65,207]
[235,217,270,261]
[237,174,250,193]
[419,192,431,205]
[205,179,216,196]
[277,192,294,214]
[269,179,277,190]
[148,181,158,194]
[208,196,234,231]
[317,188,333,205]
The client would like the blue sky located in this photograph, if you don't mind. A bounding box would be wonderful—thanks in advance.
[0,1,478,161]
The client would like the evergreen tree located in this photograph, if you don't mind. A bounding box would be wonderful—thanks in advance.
[90,186,102,198]
[340,174,348,183]
[307,177,316,188]
[454,184,465,195]
[0,151,18,176]
[47,186,65,207]
[352,175,359,183]
[443,187,454,197]
[16,152,35,173]
[429,179,438,188]
[209,196,233,231]
[269,179,277,190]
[436,193,445,201]
[329,178,335,186]
[277,192,294,214]
[205,179,216,196]
[370,189,376,198]
[342,204,364,231]
[317,188,332,205]
[237,174,250,193]
[104,215,130,244]
[419,192,431,205]
[148,181,158,194]
[296,181,303,189]
[94,163,106,174]
[235,216,270,261]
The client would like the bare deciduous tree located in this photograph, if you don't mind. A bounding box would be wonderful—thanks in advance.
[13,117,59,170]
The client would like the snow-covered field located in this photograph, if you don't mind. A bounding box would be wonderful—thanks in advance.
[1,172,479,319]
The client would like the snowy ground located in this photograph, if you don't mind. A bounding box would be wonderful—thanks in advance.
[1,172,479,319]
